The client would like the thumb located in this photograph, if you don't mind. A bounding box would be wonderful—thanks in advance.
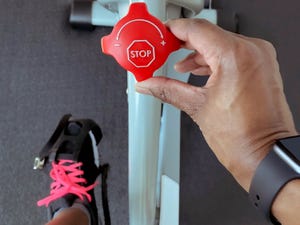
[135,77,206,118]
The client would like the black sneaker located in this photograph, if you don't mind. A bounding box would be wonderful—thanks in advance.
[34,114,103,225]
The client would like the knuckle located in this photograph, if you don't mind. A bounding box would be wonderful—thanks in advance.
[232,39,264,67]
[191,18,210,27]
[188,19,215,36]
[244,38,276,59]
[235,39,256,56]
[261,40,277,57]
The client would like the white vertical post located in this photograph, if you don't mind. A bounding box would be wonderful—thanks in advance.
[128,72,162,225]
[126,0,166,224]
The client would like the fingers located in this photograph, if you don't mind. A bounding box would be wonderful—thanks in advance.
[190,66,212,75]
[175,52,200,73]
[135,77,206,118]
[175,52,212,75]
[166,19,233,67]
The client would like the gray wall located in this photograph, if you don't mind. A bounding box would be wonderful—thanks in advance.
[0,1,299,225]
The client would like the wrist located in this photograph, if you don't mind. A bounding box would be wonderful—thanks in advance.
[231,130,298,191]
[249,134,300,224]
[233,146,270,191]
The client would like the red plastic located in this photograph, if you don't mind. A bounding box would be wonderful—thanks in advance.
[101,3,181,81]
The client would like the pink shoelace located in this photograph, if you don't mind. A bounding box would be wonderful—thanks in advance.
[37,159,98,207]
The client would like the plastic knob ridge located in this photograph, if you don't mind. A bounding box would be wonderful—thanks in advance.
[101,3,181,81]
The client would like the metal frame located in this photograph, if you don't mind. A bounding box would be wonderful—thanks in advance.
[70,1,217,224]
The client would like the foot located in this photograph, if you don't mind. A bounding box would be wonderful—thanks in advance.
[34,114,103,225]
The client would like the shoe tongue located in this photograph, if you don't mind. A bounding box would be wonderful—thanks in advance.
[56,153,76,162]
[55,140,78,162]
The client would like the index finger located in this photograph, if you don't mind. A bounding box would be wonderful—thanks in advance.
[166,19,235,67]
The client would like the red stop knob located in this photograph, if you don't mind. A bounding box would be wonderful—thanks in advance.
[101,3,181,81]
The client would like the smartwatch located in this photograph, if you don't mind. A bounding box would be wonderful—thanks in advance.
[249,135,300,224]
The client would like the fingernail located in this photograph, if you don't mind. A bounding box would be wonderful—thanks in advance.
[135,82,153,95]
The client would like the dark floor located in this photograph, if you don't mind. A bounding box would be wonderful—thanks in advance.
[0,1,299,225]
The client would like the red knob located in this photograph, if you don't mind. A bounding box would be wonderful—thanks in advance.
[101,3,181,81]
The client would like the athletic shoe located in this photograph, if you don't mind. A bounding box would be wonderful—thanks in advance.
[34,114,103,225]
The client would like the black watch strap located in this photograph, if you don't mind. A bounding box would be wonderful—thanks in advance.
[249,135,300,225]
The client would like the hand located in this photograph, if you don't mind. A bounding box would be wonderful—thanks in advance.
[135,19,297,191]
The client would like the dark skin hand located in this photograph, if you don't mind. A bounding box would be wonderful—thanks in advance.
[135,19,299,225]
